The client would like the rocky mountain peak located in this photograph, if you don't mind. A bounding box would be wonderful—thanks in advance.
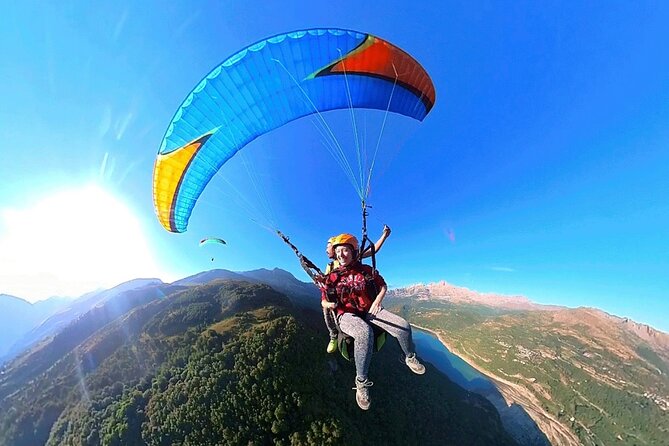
[389,281,562,311]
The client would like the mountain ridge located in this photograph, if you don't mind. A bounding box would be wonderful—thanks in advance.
[5,270,666,366]
[2,268,667,445]
[0,279,518,446]
[389,280,668,340]
[390,281,565,312]
[0,293,73,358]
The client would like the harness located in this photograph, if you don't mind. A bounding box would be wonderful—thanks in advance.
[276,230,323,281]
[277,226,387,361]
[358,201,377,273]
[276,230,340,305]
[324,263,387,361]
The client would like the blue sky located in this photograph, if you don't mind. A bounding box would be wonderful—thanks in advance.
[1,1,668,332]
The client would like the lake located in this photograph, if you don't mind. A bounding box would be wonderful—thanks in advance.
[413,328,496,392]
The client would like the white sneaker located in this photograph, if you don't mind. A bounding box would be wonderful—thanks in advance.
[405,353,426,375]
[353,378,373,410]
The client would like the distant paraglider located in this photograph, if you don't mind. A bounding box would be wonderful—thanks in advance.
[199,237,226,247]
[199,238,226,262]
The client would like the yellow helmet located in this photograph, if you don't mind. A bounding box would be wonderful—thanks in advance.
[331,233,359,251]
[327,235,337,245]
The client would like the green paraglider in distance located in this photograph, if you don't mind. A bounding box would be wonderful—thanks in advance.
[199,237,226,247]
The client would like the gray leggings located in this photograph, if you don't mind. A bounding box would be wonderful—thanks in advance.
[338,308,415,381]
[323,307,338,339]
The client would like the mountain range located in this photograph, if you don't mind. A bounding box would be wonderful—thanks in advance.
[0,268,318,365]
[1,269,666,445]
[386,282,669,445]
[0,275,515,446]
[388,281,669,353]
[0,293,72,359]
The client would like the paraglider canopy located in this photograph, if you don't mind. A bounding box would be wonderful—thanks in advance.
[200,237,226,262]
[153,28,436,233]
[199,237,227,247]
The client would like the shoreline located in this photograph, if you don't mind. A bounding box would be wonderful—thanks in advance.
[412,322,546,403]
[412,323,498,383]
[410,323,580,446]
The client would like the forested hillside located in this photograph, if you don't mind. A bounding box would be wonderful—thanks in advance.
[0,280,517,446]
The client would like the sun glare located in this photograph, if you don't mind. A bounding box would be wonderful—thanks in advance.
[0,184,169,302]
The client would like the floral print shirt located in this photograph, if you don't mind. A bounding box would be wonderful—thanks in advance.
[321,262,386,316]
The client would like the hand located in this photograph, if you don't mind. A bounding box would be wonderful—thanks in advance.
[382,225,391,237]
[321,300,336,310]
[369,299,382,315]
[313,274,327,289]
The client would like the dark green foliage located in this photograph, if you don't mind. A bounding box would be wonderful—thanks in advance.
[0,281,517,446]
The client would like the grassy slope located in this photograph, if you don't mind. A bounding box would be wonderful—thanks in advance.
[387,297,669,446]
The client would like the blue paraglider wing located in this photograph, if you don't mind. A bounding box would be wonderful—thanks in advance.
[153,28,436,233]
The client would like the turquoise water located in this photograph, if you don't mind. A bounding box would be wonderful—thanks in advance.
[413,328,495,392]
[413,329,551,446]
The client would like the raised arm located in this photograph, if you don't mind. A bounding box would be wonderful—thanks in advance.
[362,225,391,259]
